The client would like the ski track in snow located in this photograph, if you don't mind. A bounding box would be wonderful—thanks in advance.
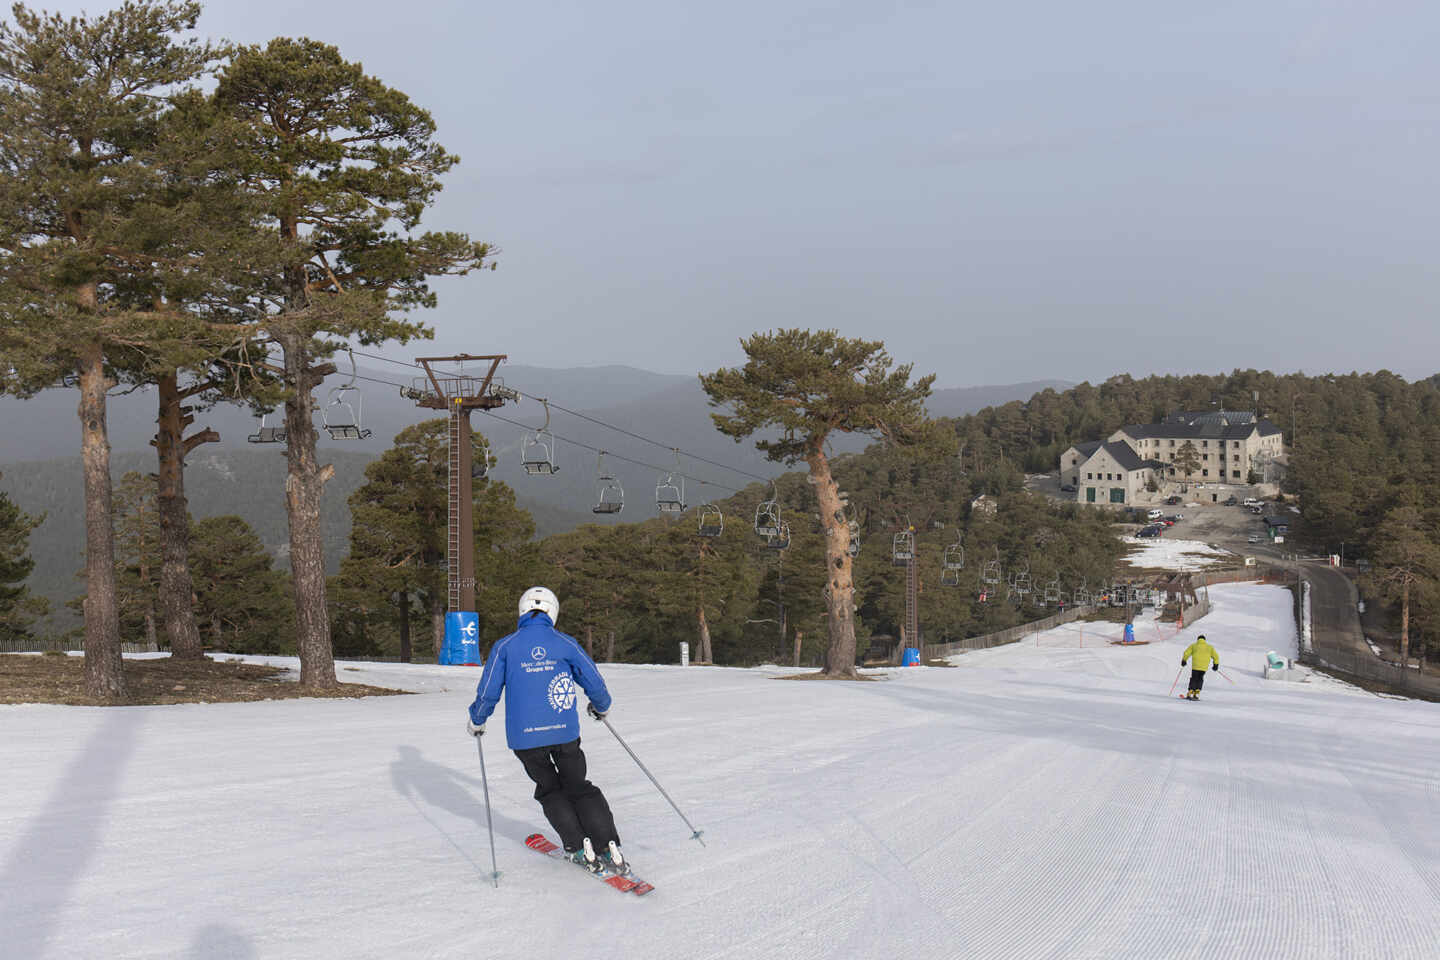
[2,584,1440,960]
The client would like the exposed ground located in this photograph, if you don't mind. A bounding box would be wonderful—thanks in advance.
[0,653,405,705]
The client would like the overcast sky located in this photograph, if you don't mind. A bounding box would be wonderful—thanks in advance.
[41,1,1440,386]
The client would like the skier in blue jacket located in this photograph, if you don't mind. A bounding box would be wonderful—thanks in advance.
[467,586,626,875]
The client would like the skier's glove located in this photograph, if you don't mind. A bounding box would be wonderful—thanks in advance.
[466,718,486,737]
[1211,664,1219,672]
[586,702,608,721]
[1180,660,1187,667]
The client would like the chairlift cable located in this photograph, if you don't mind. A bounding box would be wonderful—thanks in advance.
[348,351,773,487]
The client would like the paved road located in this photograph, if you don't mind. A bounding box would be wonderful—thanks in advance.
[1301,562,1368,659]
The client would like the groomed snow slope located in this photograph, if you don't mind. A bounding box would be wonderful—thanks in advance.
[3,583,1438,960]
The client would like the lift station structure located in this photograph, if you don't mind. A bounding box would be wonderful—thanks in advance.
[407,355,514,614]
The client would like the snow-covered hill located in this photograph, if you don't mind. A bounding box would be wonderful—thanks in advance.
[3,583,1438,959]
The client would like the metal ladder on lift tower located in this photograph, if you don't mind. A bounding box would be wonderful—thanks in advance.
[448,406,462,612]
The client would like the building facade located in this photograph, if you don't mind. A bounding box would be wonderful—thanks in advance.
[1062,410,1284,505]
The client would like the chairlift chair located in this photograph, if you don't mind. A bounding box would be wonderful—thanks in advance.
[1043,577,1061,606]
[247,414,285,444]
[981,548,1002,585]
[1073,579,1091,607]
[943,542,965,571]
[698,503,723,537]
[656,475,686,514]
[940,565,960,587]
[754,499,782,539]
[472,439,492,479]
[322,351,372,440]
[592,453,624,514]
[521,400,560,475]
[892,530,915,566]
[1012,565,1032,596]
[847,536,860,558]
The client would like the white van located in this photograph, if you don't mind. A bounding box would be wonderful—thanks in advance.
[1146,508,1163,521]
[1242,497,1260,507]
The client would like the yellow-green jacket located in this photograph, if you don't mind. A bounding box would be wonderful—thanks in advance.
[1182,639,1219,670]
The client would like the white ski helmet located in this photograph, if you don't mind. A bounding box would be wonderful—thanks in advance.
[518,586,560,626]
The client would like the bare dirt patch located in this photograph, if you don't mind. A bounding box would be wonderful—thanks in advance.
[0,653,407,706]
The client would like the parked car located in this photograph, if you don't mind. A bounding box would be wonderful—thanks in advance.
[1160,520,1175,527]
[1164,495,1182,505]
[1147,508,1163,520]
[1137,526,1161,538]
[1060,483,1076,492]
[1243,497,1261,507]
[1166,514,1184,522]
[1247,534,1262,543]
[1223,496,1239,506]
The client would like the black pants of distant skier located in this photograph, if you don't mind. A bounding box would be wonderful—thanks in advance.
[514,737,620,852]
[1188,669,1206,692]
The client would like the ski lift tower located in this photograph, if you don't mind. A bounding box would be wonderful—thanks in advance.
[894,523,919,655]
[408,355,514,615]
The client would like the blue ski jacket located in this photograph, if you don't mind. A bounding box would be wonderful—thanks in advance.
[468,612,612,751]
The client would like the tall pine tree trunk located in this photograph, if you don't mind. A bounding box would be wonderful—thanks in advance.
[143,608,157,650]
[1400,579,1410,668]
[280,332,336,688]
[397,591,411,663]
[584,624,594,657]
[155,373,206,659]
[77,336,125,700]
[606,630,615,662]
[807,445,859,678]
[696,603,713,663]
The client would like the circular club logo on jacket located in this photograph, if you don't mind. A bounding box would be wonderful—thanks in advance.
[547,674,576,713]
[530,645,547,661]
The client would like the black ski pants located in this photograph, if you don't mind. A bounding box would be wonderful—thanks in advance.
[1188,669,1207,692]
[514,737,619,853]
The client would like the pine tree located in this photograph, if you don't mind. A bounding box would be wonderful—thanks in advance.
[1364,506,1440,669]
[112,471,161,648]
[212,38,497,687]
[0,1,220,698]
[701,330,935,678]
[189,515,293,654]
[0,476,47,643]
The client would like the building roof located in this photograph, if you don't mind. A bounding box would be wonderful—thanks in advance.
[1118,417,1282,442]
[1101,441,1145,472]
[1067,440,1103,458]
[1163,410,1258,426]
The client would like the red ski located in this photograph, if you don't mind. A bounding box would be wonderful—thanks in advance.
[524,833,655,896]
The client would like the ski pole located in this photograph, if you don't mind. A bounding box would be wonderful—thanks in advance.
[1167,666,1185,698]
[1216,667,1235,685]
[476,737,501,887]
[601,716,706,847]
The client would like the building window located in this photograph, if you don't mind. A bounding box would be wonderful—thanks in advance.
[1202,440,1208,448]
[1169,440,1175,447]
[1202,469,1209,477]
[1202,454,1209,461]
[1087,472,1093,480]
[1233,441,1240,448]
[1087,487,1096,502]
[1110,488,1125,503]
[1232,470,1240,478]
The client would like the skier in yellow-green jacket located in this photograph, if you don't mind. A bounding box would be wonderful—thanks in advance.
[1181,635,1219,700]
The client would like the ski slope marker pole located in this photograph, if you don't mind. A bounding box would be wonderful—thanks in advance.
[601,716,706,847]
[476,738,501,887]
[1167,666,1185,698]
